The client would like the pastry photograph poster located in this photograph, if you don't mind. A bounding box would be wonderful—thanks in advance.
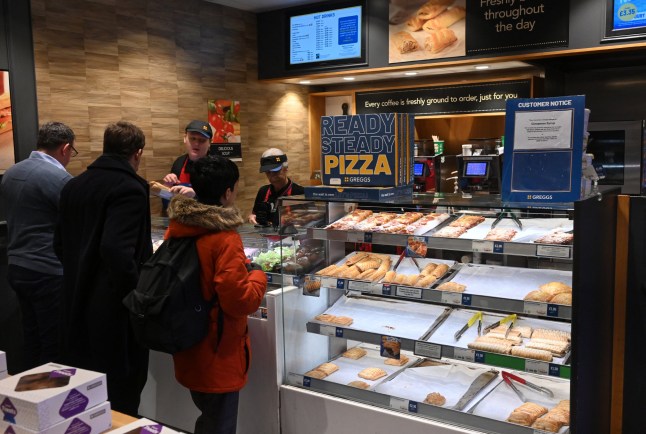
[207,99,242,161]
[388,0,466,64]
[0,71,13,173]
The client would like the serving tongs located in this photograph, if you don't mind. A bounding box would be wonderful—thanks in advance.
[491,210,523,231]
[392,251,422,273]
[454,311,482,341]
[482,313,517,335]
[502,371,554,402]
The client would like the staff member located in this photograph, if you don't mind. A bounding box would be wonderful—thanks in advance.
[248,148,304,226]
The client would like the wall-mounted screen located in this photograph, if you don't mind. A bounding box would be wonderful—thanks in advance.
[287,1,366,70]
[603,0,646,41]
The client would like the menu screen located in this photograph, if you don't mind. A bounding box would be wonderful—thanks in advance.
[464,161,489,177]
[289,5,362,66]
[612,0,646,31]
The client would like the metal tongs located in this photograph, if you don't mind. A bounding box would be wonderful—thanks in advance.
[454,311,483,341]
[482,313,517,336]
[392,250,422,273]
[502,371,554,402]
[491,210,523,231]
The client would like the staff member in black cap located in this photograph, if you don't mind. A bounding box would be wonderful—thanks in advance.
[162,120,213,199]
[248,148,304,226]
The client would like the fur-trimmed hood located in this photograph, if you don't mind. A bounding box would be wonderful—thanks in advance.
[167,194,244,234]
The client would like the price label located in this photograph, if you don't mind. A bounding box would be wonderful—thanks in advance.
[347,280,375,292]
[266,273,273,283]
[396,286,423,299]
[524,301,548,316]
[283,275,294,286]
[346,231,365,243]
[493,242,505,254]
[414,341,442,359]
[260,307,268,319]
[320,277,337,288]
[389,397,409,411]
[461,294,472,306]
[336,279,346,289]
[536,245,571,258]
[408,401,419,413]
[319,325,336,337]
[549,364,561,377]
[474,351,485,363]
[288,373,304,387]
[454,348,476,362]
[547,304,560,317]
[382,284,393,296]
[472,240,495,253]
[364,232,373,243]
[525,359,549,376]
[441,292,463,305]
[335,328,345,338]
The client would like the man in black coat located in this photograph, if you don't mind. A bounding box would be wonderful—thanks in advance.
[54,121,152,416]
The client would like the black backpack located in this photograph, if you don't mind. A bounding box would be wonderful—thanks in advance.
[123,236,223,354]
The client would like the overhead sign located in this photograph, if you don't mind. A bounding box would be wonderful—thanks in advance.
[502,95,586,203]
[355,80,532,116]
[466,0,569,55]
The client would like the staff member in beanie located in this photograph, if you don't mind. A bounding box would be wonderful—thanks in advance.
[248,148,304,226]
[162,120,213,199]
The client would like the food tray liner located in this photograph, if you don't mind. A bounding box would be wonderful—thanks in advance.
[431,218,573,242]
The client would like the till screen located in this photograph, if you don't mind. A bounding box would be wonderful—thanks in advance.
[465,161,488,177]
[414,162,425,176]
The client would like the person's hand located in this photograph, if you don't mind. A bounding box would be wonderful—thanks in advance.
[248,214,258,225]
[245,262,263,272]
[162,173,179,186]
[170,185,196,198]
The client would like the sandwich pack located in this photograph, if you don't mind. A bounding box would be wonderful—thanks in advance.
[0,352,6,380]
[0,401,111,434]
[107,418,182,434]
[0,363,107,431]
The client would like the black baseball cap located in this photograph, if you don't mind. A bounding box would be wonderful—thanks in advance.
[185,120,213,139]
[259,154,287,173]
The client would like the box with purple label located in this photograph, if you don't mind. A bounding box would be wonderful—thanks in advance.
[0,352,6,380]
[0,363,107,431]
[0,401,111,434]
[107,418,182,434]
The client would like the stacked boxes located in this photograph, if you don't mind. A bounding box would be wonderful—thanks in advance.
[108,418,183,434]
[0,363,111,434]
[306,113,415,201]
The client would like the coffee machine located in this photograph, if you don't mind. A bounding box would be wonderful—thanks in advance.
[456,138,503,194]
[413,156,440,192]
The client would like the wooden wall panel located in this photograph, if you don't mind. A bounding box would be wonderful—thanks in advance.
[30,0,311,217]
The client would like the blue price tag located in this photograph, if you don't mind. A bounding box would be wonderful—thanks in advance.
[408,401,418,413]
[547,304,559,317]
[382,284,392,295]
[493,242,504,253]
[293,276,302,287]
[364,233,373,243]
[335,328,344,338]
[549,364,561,377]
[474,351,485,363]
[462,294,472,306]
[303,377,311,387]
[266,273,272,283]
[337,279,345,289]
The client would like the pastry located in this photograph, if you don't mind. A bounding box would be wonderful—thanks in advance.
[422,6,466,30]
[449,215,486,229]
[345,252,370,267]
[316,362,339,376]
[404,274,420,286]
[430,263,449,278]
[511,346,553,362]
[356,269,376,280]
[539,281,572,296]
[370,270,387,281]
[416,274,437,288]
[467,341,512,354]
[487,325,522,337]
[432,226,467,238]
[436,281,466,292]
[315,313,335,323]
[316,264,339,276]
[417,2,448,20]
[347,380,370,390]
[525,341,569,356]
[420,262,438,275]
[534,231,574,245]
[342,347,367,360]
[383,270,397,283]
[149,181,172,197]
[531,417,564,433]
[531,329,571,342]
[392,31,419,54]
[358,367,388,381]
[331,316,354,326]
[524,290,552,302]
[507,402,548,426]
[484,228,517,242]
[304,369,327,379]
[475,335,520,347]
[384,355,409,366]
[356,258,381,272]
[484,332,523,345]
[304,279,321,293]
[423,392,446,406]
[550,292,573,305]
[513,326,533,338]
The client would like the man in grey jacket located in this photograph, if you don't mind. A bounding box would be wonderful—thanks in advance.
[0,121,76,369]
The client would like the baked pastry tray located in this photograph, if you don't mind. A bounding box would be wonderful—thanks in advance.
[312,295,449,340]
[446,264,572,301]
[375,359,500,412]
[426,308,571,365]
[432,218,573,243]
[318,345,418,390]
[470,370,570,433]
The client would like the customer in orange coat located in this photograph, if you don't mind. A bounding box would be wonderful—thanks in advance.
[165,155,267,434]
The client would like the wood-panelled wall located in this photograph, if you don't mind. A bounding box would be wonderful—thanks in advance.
[30,0,311,217]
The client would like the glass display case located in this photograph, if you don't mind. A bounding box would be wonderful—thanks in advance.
[276,191,618,434]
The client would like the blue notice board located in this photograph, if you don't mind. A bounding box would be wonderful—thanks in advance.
[502,96,586,203]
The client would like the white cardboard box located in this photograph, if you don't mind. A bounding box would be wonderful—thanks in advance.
[0,352,7,380]
[0,401,111,434]
[107,418,182,434]
[0,363,108,431]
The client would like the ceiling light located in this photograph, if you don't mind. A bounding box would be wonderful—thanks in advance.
[299,80,311,84]
[404,72,418,76]
[343,77,355,81]
[475,65,490,70]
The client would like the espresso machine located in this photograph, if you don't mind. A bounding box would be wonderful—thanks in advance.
[455,138,503,194]
[413,139,442,193]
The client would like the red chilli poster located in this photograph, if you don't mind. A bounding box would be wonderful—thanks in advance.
[207,99,242,161]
